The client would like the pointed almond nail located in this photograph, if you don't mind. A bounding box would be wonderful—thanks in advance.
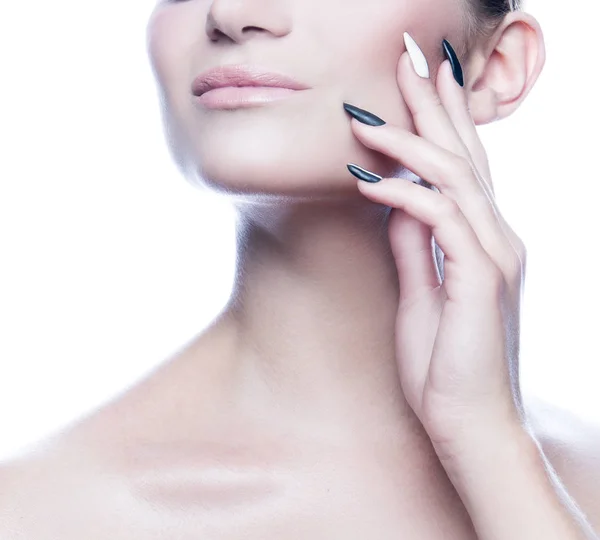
[403,32,430,79]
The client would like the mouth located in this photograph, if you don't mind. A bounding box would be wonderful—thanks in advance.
[194,85,307,110]
[192,64,311,96]
[191,64,311,109]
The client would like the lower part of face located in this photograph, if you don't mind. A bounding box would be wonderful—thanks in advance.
[146,0,463,199]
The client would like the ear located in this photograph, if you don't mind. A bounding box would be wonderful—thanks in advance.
[465,11,546,126]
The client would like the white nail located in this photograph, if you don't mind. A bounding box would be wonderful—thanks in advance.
[403,32,430,79]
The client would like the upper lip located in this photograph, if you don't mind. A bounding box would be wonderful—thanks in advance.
[192,65,311,96]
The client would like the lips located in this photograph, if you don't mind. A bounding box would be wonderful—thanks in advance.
[192,65,311,96]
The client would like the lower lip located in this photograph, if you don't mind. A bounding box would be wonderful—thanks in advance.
[195,86,304,109]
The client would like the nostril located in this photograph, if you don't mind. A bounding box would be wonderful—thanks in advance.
[208,28,226,41]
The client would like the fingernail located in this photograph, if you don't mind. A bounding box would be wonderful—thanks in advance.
[442,39,464,87]
[347,163,382,183]
[403,32,430,79]
[343,103,386,126]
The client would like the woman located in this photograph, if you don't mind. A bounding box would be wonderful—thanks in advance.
[1,0,599,538]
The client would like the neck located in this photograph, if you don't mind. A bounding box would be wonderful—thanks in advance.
[220,197,425,438]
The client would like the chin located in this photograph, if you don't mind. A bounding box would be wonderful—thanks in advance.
[187,153,363,201]
[177,130,361,200]
[163,103,399,200]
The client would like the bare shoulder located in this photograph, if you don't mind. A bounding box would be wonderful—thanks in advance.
[0,318,236,538]
[0,451,65,538]
[526,396,600,531]
[0,459,24,537]
[0,439,146,539]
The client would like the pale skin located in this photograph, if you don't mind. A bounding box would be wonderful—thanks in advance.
[1,0,600,538]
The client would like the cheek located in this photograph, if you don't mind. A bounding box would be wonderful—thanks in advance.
[323,4,407,97]
[322,13,408,127]
[326,0,456,126]
[146,9,188,94]
[326,5,407,70]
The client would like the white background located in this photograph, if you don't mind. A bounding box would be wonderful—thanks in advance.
[0,1,598,461]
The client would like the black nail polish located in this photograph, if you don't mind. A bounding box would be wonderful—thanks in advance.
[343,103,386,126]
[442,39,464,87]
[347,163,382,183]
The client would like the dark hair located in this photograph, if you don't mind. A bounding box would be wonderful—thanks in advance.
[464,0,522,49]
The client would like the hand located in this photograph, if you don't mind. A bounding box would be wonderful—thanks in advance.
[345,34,528,460]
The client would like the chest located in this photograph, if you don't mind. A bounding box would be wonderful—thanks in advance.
[132,454,478,540]
[7,438,479,540]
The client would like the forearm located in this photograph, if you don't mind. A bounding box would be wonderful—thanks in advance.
[436,421,599,540]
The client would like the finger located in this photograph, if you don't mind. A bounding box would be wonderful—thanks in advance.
[356,177,502,301]
[435,59,494,194]
[399,40,496,200]
[397,49,469,160]
[348,123,513,276]
[387,208,441,302]
[434,59,527,273]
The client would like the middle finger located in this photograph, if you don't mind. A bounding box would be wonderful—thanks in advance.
[400,34,495,197]
[399,34,470,159]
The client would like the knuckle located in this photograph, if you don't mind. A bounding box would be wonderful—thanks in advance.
[500,219,527,268]
[503,255,524,284]
[451,154,475,177]
[484,263,507,297]
[505,232,527,278]
[438,197,462,220]
[514,237,527,263]
[468,261,504,302]
[435,154,473,190]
